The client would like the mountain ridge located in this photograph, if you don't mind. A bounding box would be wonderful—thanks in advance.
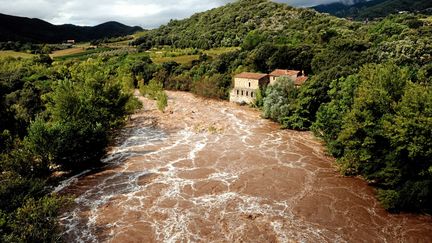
[312,0,432,19]
[0,13,143,43]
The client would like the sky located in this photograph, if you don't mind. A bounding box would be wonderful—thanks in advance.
[0,0,340,28]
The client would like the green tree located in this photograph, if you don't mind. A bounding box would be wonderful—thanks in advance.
[262,77,298,124]
[337,63,409,177]
[241,30,266,51]
[312,75,362,157]
[380,83,432,211]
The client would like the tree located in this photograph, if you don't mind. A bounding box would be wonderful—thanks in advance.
[262,76,298,124]
[337,63,409,177]
[241,30,265,51]
[312,75,362,157]
[380,83,432,211]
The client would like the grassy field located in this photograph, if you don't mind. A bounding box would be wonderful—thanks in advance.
[53,47,112,61]
[50,47,87,58]
[204,47,239,57]
[48,40,239,64]
[0,51,34,58]
[132,31,148,39]
[152,55,200,64]
[147,47,239,64]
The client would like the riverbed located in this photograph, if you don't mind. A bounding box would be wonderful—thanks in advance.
[59,91,432,242]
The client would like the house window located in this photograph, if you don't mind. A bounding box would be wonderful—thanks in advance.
[241,90,244,96]
[246,91,249,96]
[237,90,239,95]
[251,92,254,97]
[249,82,251,87]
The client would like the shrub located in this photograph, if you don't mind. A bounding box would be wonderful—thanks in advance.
[156,91,168,112]
[262,77,298,124]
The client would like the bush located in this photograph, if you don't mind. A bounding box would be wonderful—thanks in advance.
[156,91,168,112]
[2,195,67,243]
[262,77,298,124]
[139,79,169,112]
[192,74,231,99]
[139,79,164,99]
[252,87,265,108]
[165,74,193,91]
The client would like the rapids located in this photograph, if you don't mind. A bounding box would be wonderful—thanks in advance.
[59,91,432,242]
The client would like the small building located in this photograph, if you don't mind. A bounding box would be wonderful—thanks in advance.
[67,40,75,44]
[269,69,308,87]
[229,72,269,104]
[230,69,308,104]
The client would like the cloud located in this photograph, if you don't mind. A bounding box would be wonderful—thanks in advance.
[0,0,340,28]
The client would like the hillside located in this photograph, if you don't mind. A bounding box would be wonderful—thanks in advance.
[132,0,352,49]
[313,0,432,19]
[0,13,143,43]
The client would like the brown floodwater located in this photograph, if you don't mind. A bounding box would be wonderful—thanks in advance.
[58,91,432,242]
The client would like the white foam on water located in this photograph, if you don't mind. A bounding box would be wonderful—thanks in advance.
[53,169,91,193]
[59,93,432,242]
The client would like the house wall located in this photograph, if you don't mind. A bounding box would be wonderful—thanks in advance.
[234,78,260,89]
[230,76,269,104]
[269,75,297,85]
[229,88,257,104]
[270,76,277,85]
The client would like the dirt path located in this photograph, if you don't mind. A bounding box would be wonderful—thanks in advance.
[59,91,432,242]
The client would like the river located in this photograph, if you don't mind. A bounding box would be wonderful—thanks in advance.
[59,91,432,242]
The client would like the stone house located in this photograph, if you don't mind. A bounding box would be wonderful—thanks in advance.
[229,72,269,104]
[230,69,308,104]
[269,69,308,87]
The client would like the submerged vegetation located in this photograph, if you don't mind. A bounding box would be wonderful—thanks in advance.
[139,79,168,112]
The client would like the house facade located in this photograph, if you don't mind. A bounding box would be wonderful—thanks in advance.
[229,72,269,104]
[269,69,308,87]
[230,69,308,104]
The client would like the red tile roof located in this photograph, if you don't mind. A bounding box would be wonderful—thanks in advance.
[234,72,268,80]
[295,76,308,86]
[269,69,300,77]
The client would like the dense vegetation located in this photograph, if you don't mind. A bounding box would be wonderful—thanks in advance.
[132,0,307,49]
[0,13,142,43]
[313,0,432,19]
[128,0,432,212]
[0,54,146,241]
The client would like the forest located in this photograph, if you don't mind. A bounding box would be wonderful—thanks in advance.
[1,0,431,241]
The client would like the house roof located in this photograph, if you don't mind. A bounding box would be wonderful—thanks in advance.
[234,72,268,80]
[269,69,300,77]
[295,76,308,86]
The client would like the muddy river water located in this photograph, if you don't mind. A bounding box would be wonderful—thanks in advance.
[59,91,432,242]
